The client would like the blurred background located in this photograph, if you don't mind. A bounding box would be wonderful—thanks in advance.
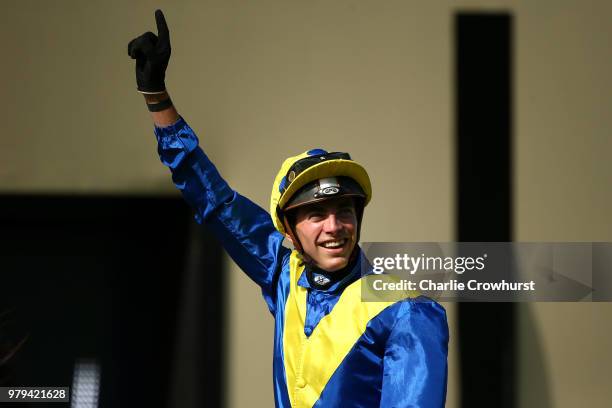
[0,1,610,407]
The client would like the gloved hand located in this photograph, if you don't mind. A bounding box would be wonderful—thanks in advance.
[127,10,171,93]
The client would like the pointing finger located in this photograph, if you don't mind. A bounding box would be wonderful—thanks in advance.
[155,9,170,44]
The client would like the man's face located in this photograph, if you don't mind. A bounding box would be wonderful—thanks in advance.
[291,197,358,272]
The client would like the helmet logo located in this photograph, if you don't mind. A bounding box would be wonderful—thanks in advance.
[288,171,296,182]
[315,177,341,197]
[320,186,340,195]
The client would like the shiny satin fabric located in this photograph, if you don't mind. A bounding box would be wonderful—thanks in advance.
[154,117,449,407]
[283,253,448,408]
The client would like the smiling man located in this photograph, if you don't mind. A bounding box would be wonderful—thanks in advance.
[289,195,359,272]
[129,10,448,408]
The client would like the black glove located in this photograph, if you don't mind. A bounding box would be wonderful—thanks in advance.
[127,10,171,93]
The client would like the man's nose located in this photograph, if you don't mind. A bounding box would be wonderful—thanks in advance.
[323,213,342,233]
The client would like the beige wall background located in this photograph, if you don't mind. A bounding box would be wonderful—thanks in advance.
[0,1,609,407]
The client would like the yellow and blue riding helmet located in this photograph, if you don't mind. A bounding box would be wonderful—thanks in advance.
[270,149,372,248]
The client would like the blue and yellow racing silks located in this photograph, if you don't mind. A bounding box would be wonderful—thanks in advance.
[154,117,449,408]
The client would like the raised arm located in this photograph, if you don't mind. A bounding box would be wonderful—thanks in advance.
[127,10,290,314]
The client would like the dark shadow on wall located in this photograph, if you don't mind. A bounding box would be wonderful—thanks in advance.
[0,194,225,408]
[167,219,227,408]
[455,12,515,408]
[516,304,553,408]
[454,12,553,408]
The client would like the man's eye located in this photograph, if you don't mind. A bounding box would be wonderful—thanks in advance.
[309,213,325,220]
[338,208,355,217]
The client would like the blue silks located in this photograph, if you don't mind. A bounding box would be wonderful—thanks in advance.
[154,117,449,407]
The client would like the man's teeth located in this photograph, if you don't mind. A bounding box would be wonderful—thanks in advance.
[322,239,346,248]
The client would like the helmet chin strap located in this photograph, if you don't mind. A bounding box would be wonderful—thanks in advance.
[282,214,304,253]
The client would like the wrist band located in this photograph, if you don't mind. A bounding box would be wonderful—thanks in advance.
[138,89,167,95]
[147,98,173,112]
